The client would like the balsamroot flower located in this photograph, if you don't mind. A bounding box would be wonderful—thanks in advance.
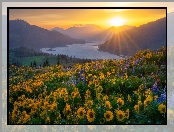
[117,98,124,106]
[104,111,114,122]
[87,109,95,123]
[134,105,139,114]
[77,107,86,119]
[115,110,125,122]
[158,104,166,114]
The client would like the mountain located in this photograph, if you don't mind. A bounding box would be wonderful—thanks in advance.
[90,25,135,41]
[51,24,103,41]
[51,27,65,33]
[9,20,86,49]
[98,17,166,56]
[51,25,135,41]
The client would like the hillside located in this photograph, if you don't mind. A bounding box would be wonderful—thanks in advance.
[9,46,92,67]
[9,47,166,124]
[90,25,135,41]
[9,19,86,49]
[98,17,166,56]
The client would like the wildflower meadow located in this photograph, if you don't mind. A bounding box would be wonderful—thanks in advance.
[8,46,166,124]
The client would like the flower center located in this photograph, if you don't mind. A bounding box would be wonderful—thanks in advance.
[106,114,110,119]
[162,107,165,113]
[80,111,83,116]
[89,112,93,118]
[119,114,123,119]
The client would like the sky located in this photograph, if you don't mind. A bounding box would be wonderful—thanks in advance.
[8,8,166,30]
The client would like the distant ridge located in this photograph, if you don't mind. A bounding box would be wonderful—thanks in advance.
[9,19,86,49]
[98,17,166,56]
[51,24,104,41]
[51,24,135,41]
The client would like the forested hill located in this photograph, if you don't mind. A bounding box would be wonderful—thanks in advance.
[98,17,166,56]
[9,19,86,49]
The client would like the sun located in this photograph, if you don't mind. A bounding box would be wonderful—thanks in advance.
[108,17,126,27]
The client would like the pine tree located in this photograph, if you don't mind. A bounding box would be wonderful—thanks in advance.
[57,55,60,65]
[33,61,37,67]
[45,58,49,66]
[30,62,33,67]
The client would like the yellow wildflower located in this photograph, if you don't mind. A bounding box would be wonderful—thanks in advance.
[125,109,129,119]
[158,104,166,114]
[117,98,124,106]
[104,111,114,122]
[115,110,125,122]
[105,101,112,109]
[77,107,86,119]
[128,94,131,102]
[87,109,95,123]
[134,105,139,114]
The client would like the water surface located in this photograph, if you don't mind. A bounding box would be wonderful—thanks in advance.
[40,42,122,60]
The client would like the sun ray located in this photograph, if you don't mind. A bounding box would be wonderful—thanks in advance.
[120,32,130,55]
[122,31,140,54]
[101,31,114,42]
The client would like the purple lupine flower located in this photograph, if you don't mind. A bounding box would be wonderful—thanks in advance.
[125,64,130,68]
[157,92,166,103]
[135,59,140,65]
[81,76,85,81]
[71,79,74,84]
[151,81,159,94]
[71,79,77,85]
[161,92,166,101]
[122,73,124,78]
[74,80,77,85]
[82,78,87,85]
[163,87,166,93]
[77,77,80,83]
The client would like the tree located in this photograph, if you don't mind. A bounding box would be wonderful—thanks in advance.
[33,61,37,67]
[57,55,60,65]
[30,62,33,67]
[45,58,49,66]
[43,62,46,67]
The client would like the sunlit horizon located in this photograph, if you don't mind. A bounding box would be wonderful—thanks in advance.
[8,9,166,30]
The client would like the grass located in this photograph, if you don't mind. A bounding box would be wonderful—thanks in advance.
[21,56,57,66]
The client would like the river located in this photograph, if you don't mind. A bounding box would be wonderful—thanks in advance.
[40,42,122,60]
